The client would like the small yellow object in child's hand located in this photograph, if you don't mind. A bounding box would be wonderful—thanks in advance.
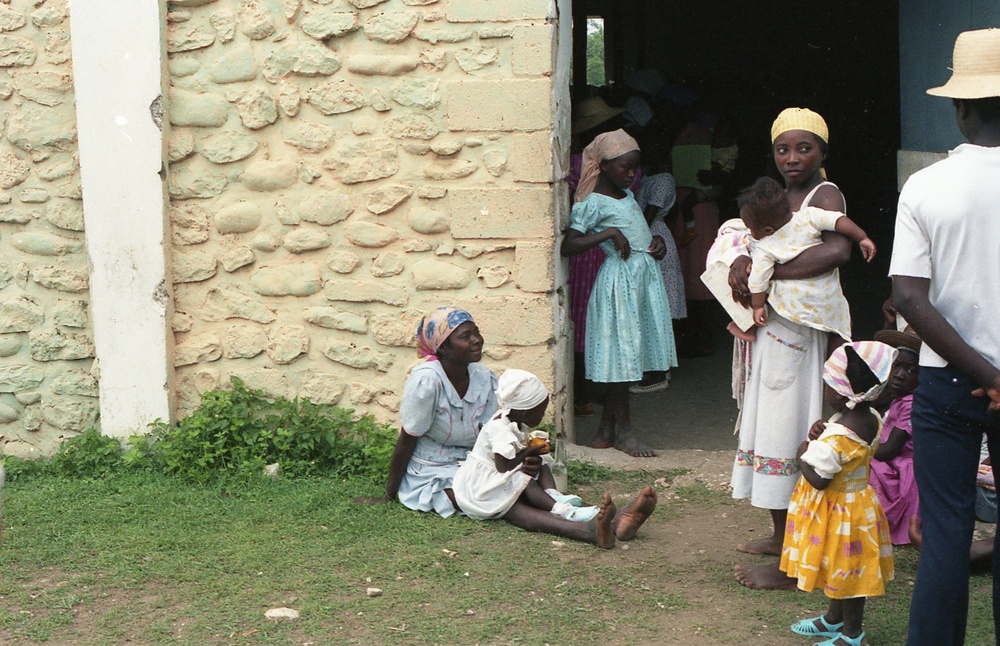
[527,430,550,454]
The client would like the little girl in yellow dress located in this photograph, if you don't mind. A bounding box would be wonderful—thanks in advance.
[780,341,898,646]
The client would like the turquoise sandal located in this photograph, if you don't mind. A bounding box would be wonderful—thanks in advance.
[813,631,866,646]
[546,490,584,507]
[791,615,844,638]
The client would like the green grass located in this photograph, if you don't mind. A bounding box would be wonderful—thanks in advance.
[0,467,995,645]
[0,468,684,645]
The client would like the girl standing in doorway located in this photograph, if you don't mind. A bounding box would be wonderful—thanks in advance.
[561,129,677,458]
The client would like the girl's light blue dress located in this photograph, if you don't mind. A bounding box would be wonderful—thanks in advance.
[569,190,677,383]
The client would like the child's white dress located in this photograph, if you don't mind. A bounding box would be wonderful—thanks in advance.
[452,413,543,520]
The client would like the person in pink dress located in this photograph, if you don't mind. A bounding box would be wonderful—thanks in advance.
[867,327,921,545]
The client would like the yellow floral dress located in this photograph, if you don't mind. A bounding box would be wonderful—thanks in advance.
[779,420,894,598]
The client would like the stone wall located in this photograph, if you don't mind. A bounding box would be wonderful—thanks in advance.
[0,0,95,458]
[165,0,564,423]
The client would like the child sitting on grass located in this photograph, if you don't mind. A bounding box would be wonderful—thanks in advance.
[736,177,874,348]
[452,369,657,549]
[782,341,897,646]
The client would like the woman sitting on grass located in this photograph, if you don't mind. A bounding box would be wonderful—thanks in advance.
[358,307,497,516]
[453,369,657,549]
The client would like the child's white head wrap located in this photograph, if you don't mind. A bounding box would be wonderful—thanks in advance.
[496,369,549,414]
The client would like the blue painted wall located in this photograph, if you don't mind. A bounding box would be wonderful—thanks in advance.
[900,1,1000,151]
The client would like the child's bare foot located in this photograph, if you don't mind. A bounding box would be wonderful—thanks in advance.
[736,535,783,556]
[615,432,656,458]
[614,486,657,540]
[733,562,797,590]
[591,419,614,449]
[591,431,613,449]
[596,494,616,549]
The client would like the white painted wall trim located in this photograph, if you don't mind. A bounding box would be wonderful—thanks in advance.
[69,1,173,436]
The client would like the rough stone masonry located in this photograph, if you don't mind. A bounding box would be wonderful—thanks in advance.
[0,0,572,456]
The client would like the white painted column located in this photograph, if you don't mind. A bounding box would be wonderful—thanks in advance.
[69,2,173,436]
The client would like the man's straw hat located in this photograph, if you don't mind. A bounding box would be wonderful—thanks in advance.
[873,325,922,354]
[928,28,1000,99]
[572,97,625,135]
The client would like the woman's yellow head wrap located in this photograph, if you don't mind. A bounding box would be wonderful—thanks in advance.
[771,107,829,144]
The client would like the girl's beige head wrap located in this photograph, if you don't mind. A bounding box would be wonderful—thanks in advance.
[575,129,640,203]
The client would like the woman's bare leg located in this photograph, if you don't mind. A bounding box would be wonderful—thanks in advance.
[607,383,656,457]
[592,395,615,449]
[733,508,797,590]
[502,494,617,549]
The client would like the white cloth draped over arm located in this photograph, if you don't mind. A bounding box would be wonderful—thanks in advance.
[706,219,751,267]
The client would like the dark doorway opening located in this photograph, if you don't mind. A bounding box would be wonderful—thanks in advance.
[571,0,900,338]
[567,2,901,450]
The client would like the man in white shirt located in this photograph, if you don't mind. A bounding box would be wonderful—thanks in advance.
[890,28,1000,645]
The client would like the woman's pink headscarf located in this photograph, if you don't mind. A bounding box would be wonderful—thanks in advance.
[574,129,640,203]
[415,307,475,361]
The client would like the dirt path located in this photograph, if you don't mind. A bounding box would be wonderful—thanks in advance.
[567,444,830,645]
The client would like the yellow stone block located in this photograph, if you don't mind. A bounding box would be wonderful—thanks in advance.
[449,187,553,239]
[446,80,551,132]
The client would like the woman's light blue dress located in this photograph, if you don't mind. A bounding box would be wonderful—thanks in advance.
[569,190,677,383]
[397,361,498,517]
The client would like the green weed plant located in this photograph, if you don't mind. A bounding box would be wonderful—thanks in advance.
[147,377,396,483]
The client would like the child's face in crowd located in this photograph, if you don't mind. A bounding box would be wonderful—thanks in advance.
[600,150,641,191]
[773,130,824,183]
[888,348,919,399]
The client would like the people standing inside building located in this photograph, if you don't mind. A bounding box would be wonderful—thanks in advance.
[889,28,1000,645]
[561,129,677,458]
[671,111,721,358]
[632,151,685,394]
